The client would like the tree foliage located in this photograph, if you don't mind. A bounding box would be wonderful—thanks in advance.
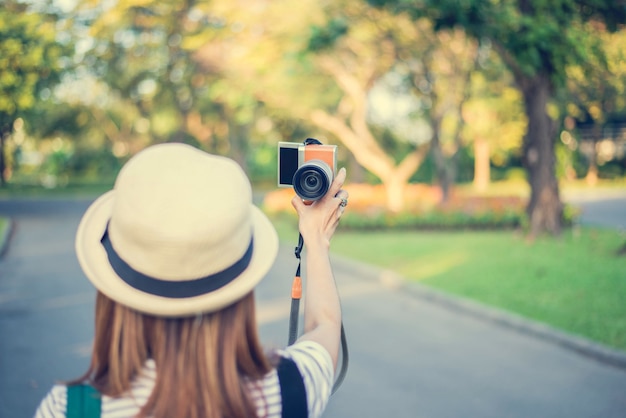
[369,0,625,84]
[369,0,626,235]
[3,0,626,215]
[561,26,626,183]
[0,2,65,129]
[236,0,508,210]
[0,1,66,184]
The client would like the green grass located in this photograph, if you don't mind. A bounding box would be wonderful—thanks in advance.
[271,216,626,351]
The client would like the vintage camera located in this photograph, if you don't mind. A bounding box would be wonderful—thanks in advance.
[278,138,337,201]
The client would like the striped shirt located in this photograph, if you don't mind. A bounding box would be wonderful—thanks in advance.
[34,340,334,418]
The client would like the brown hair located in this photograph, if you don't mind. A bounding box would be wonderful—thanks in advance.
[75,291,273,418]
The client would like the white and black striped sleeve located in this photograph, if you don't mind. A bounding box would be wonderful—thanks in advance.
[281,340,334,418]
[34,385,67,418]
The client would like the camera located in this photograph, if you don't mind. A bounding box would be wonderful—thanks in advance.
[278,138,337,201]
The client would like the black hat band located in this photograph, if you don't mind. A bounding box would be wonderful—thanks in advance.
[100,226,254,299]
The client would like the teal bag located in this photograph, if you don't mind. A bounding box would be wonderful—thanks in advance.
[66,384,101,418]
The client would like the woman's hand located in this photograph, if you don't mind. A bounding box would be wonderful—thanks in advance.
[291,167,348,250]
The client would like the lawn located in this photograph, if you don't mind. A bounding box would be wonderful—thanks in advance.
[272,216,626,352]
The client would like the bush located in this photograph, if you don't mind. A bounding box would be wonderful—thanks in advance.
[339,209,525,231]
[263,184,580,231]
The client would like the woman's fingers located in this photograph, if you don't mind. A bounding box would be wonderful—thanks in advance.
[292,167,347,211]
[335,189,349,206]
[291,194,305,214]
[327,168,346,201]
[291,168,348,241]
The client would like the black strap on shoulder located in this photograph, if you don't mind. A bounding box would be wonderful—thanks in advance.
[66,384,101,418]
[277,356,308,418]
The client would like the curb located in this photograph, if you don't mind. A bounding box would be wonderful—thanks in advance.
[329,251,626,372]
[0,217,14,259]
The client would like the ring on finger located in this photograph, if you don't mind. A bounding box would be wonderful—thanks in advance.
[339,197,348,207]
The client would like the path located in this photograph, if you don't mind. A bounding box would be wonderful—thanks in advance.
[1,199,625,417]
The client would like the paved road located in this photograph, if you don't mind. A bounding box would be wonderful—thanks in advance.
[1,198,626,417]
[564,191,626,230]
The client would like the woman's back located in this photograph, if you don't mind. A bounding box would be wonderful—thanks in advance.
[33,143,348,418]
[35,341,333,418]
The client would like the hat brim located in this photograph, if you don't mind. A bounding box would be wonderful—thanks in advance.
[75,191,279,317]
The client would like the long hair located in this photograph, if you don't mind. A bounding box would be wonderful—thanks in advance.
[75,290,272,418]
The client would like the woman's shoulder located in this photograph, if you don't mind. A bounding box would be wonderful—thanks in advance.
[280,340,333,373]
[34,384,67,417]
[246,341,333,418]
[277,340,334,418]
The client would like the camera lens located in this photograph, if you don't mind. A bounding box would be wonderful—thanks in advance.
[306,176,319,188]
[299,169,323,195]
[293,160,333,201]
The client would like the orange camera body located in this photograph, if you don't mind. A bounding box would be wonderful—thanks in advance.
[278,139,337,201]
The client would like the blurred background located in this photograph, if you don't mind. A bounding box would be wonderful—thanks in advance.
[2,2,626,416]
[1,0,625,206]
[1,0,626,355]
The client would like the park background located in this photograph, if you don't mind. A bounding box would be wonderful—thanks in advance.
[1,0,626,356]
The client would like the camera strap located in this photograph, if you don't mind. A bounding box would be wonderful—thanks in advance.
[288,233,349,395]
[288,234,304,346]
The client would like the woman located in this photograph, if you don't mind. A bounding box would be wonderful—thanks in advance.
[34,143,348,418]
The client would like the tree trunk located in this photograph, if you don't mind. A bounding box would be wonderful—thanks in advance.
[309,109,428,213]
[0,130,7,187]
[519,72,562,236]
[473,138,490,191]
[585,162,598,186]
[585,124,601,186]
[431,147,459,203]
[347,152,366,183]
[382,172,408,213]
[430,131,452,202]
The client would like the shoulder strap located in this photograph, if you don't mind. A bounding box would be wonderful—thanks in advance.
[277,356,308,418]
[66,384,102,418]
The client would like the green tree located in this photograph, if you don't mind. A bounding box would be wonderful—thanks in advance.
[74,0,283,171]
[370,0,626,236]
[74,0,205,148]
[306,4,431,211]
[462,55,527,191]
[224,0,478,210]
[0,1,65,185]
[562,26,626,184]
[405,21,480,202]
[190,0,434,211]
[209,0,508,210]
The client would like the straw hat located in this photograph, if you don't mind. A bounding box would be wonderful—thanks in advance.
[75,143,278,317]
